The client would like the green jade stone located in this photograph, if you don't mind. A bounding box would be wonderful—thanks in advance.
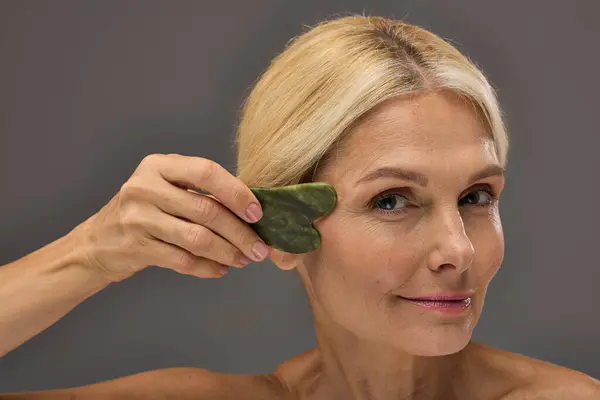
[249,182,337,254]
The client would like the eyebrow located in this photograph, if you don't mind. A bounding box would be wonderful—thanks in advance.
[355,164,505,187]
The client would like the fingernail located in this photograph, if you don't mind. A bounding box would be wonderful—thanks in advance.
[245,203,262,223]
[251,241,269,261]
[220,265,229,275]
[239,255,251,266]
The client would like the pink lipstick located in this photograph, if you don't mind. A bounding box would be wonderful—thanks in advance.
[399,293,473,315]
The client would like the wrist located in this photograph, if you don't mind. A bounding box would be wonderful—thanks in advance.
[62,216,115,290]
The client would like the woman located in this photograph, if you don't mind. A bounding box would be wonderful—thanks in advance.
[0,15,598,399]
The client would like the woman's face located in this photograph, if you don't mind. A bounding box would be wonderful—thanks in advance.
[276,90,505,356]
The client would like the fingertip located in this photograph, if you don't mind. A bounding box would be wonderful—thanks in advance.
[244,202,263,223]
[238,254,252,266]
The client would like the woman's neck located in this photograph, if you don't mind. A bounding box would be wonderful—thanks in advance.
[301,321,468,400]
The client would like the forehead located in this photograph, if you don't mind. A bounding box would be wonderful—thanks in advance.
[323,90,498,181]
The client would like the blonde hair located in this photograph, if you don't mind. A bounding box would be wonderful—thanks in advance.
[235,15,508,187]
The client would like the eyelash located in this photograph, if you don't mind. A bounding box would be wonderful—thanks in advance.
[370,184,498,216]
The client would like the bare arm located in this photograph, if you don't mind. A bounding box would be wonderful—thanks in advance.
[0,155,266,358]
[0,217,110,358]
[0,368,284,400]
[0,154,271,398]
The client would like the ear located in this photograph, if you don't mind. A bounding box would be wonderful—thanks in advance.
[269,248,302,271]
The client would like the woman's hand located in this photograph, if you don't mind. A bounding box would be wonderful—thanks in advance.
[0,153,270,357]
[78,153,270,282]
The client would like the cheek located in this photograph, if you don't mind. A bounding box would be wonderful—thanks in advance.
[317,215,422,294]
[468,209,505,282]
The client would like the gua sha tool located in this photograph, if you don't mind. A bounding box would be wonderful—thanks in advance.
[249,182,337,254]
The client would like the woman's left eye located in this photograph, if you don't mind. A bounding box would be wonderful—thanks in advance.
[459,188,496,207]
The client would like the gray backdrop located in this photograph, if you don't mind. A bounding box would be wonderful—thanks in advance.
[0,0,598,392]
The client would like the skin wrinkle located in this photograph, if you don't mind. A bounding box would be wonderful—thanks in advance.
[271,89,506,400]
[7,16,598,400]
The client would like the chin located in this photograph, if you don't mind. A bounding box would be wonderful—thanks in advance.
[396,325,474,357]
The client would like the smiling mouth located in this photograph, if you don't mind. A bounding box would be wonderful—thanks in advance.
[397,295,472,314]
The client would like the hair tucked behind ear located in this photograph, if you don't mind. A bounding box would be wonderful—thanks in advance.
[235,15,508,187]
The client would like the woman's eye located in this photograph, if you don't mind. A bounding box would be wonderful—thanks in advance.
[373,194,410,212]
[460,188,495,207]
[371,186,496,215]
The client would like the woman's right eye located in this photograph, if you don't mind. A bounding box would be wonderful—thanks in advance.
[372,194,411,215]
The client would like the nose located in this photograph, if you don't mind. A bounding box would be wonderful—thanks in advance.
[427,208,475,273]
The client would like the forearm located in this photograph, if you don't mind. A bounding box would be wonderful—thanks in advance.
[0,220,111,357]
[0,368,255,399]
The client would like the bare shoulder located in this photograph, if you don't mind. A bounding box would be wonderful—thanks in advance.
[468,342,600,400]
[0,367,290,400]
[503,372,600,400]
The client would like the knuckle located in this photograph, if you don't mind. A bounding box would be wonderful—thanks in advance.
[120,206,145,229]
[187,224,213,250]
[136,236,150,248]
[140,153,164,169]
[176,251,196,273]
[197,158,218,182]
[238,225,260,247]
[229,184,247,206]
[119,178,147,200]
[193,196,220,224]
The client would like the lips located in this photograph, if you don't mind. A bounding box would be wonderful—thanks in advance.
[401,294,472,301]
[398,293,474,314]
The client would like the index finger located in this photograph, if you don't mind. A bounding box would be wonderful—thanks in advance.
[144,154,263,224]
